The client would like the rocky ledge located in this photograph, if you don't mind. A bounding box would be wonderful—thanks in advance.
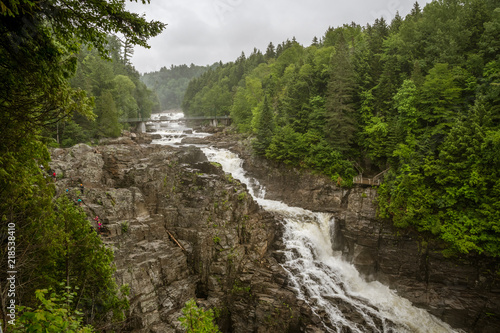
[50,142,321,332]
[48,130,500,332]
[236,148,500,333]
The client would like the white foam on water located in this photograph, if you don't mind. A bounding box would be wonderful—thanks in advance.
[149,111,211,146]
[202,147,460,333]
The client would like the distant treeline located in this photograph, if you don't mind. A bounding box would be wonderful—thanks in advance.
[181,0,500,257]
[141,64,216,111]
[45,36,161,147]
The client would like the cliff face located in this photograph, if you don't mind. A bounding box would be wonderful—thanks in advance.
[49,135,500,333]
[50,142,319,332]
[239,151,500,333]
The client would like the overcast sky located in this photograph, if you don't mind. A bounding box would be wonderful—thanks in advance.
[126,0,432,74]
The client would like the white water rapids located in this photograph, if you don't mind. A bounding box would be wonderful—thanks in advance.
[150,111,459,332]
[149,111,210,146]
[201,148,458,333]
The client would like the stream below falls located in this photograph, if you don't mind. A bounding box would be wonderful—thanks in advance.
[150,111,460,333]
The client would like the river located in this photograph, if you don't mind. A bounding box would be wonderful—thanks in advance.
[150,111,460,333]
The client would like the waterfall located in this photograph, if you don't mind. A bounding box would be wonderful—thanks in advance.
[148,113,459,332]
[148,111,210,146]
[201,148,459,333]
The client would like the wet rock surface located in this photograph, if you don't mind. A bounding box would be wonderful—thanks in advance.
[232,139,500,333]
[49,131,500,333]
[50,141,320,332]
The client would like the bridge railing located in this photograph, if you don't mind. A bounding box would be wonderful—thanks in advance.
[119,115,231,123]
[181,116,231,120]
[118,118,145,123]
[353,175,381,186]
[353,168,390,186]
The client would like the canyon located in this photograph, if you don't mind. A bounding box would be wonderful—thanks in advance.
[48,131,500,332]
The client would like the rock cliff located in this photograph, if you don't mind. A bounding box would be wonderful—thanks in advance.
[50,142,320,332]
[237,149,500,333]
[48,131,500,332]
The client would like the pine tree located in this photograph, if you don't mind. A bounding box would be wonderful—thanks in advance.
[252,95,275,155]
[325,35,357,152]
[122,39,134,66]
[265,42,276,60]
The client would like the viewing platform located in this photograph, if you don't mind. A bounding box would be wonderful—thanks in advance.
[353,168,390,186]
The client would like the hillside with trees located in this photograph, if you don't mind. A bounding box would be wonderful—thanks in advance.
[141,64,215,111]
[0,0,165,331]
[42,36,161,148]
[181,0,500,258]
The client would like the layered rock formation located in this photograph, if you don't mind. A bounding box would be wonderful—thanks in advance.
[238,149,500,333]
[50,142,319,332]
[48,130,500,332]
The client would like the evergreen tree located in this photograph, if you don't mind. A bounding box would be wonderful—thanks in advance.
[122,39,134,66]
[252,95,274,155]
[325,35,357,152]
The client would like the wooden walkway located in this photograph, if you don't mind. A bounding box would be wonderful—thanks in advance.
[353,168,390,186]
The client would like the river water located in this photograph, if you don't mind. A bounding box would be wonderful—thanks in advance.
[151,111,459,333]
[148,111,211,146]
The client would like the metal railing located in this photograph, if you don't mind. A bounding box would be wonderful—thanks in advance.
[119,115,231,123]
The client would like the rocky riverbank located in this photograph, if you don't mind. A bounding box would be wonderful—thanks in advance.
[224,136,500,333]
[49,130,500,332]
[49,138,322,332]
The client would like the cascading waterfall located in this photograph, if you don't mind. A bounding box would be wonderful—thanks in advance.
[149,111,210,146]
[201,148,459,333]
[148,113,459,332]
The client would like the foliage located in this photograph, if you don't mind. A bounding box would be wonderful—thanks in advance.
[13,287,94,333]
[181,0,500,257]
[0,0,164,150]
[178,299,221,333]
[49,196,130,325]
[141,64,214,111]
[0,0,162,331]
[46,38,160,146]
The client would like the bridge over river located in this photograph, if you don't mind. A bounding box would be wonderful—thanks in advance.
[120,115,231,132]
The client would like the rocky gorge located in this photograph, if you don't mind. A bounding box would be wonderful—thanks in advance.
[232,139,500,333]
[50,136,319,333]
[48,131,500,332]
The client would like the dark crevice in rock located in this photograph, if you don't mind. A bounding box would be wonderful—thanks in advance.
[195,281,208,300]
[50,142,316,332]
[340,188,351,209]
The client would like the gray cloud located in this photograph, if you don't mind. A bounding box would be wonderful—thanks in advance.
[126,0,431,73]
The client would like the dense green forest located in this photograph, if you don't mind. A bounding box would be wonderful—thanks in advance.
[43,37,161,148]
[141,64,216,111]
[0,0,164,331]
[182,0,500,257]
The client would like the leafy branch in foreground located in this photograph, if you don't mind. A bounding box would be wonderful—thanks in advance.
[179,299,221,333]
[13,287,94,333]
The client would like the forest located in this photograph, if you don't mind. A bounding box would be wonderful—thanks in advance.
[181,0,500,258]
[1,0,499,330]
[42,37,161,148]
[141,63,216,111]
[0,0,165,331]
